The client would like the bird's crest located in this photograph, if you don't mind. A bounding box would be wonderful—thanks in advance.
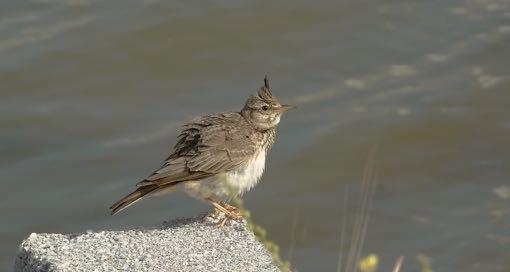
[257,76,277,103]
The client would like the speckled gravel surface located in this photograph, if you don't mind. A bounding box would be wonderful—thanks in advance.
[14,215,279,272]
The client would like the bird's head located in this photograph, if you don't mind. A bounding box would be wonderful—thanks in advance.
[241,77,295,131]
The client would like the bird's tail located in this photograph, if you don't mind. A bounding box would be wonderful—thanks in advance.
[110,184,161,215]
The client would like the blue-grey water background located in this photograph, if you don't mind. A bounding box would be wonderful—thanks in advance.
[1,0,510,271]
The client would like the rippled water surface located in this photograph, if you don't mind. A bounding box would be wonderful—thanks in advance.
[1,0,510,271]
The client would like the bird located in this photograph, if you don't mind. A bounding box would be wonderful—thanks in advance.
[110,77,294,227]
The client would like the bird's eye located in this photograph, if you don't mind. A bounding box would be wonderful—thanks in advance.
[261,105,269,111]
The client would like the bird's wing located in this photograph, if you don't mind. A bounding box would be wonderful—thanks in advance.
[137,113,257,187]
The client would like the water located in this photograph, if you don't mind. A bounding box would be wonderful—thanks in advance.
[1,0,509,271]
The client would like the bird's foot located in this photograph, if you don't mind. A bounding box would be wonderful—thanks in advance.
[222,202,240,213]
[220,202,243,221]
[206,198,243,228]
[215,209,243,228]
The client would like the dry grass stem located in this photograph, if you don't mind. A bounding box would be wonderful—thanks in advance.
[392,256,404,272]
[340,146,379,272]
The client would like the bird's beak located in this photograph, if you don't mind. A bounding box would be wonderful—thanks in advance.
[278,104,296,112]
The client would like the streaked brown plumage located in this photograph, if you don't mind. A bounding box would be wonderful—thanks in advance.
[110,77,293,225]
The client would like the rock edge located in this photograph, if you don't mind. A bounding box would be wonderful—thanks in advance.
[14,215,280,272]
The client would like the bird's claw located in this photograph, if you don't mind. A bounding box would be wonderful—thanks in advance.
[215,210,243,228]
[207,199,243,228]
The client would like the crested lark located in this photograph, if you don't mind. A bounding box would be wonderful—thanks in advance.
[110,77,294,227]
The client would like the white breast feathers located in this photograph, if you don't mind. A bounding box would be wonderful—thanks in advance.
[226,150,266,195]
